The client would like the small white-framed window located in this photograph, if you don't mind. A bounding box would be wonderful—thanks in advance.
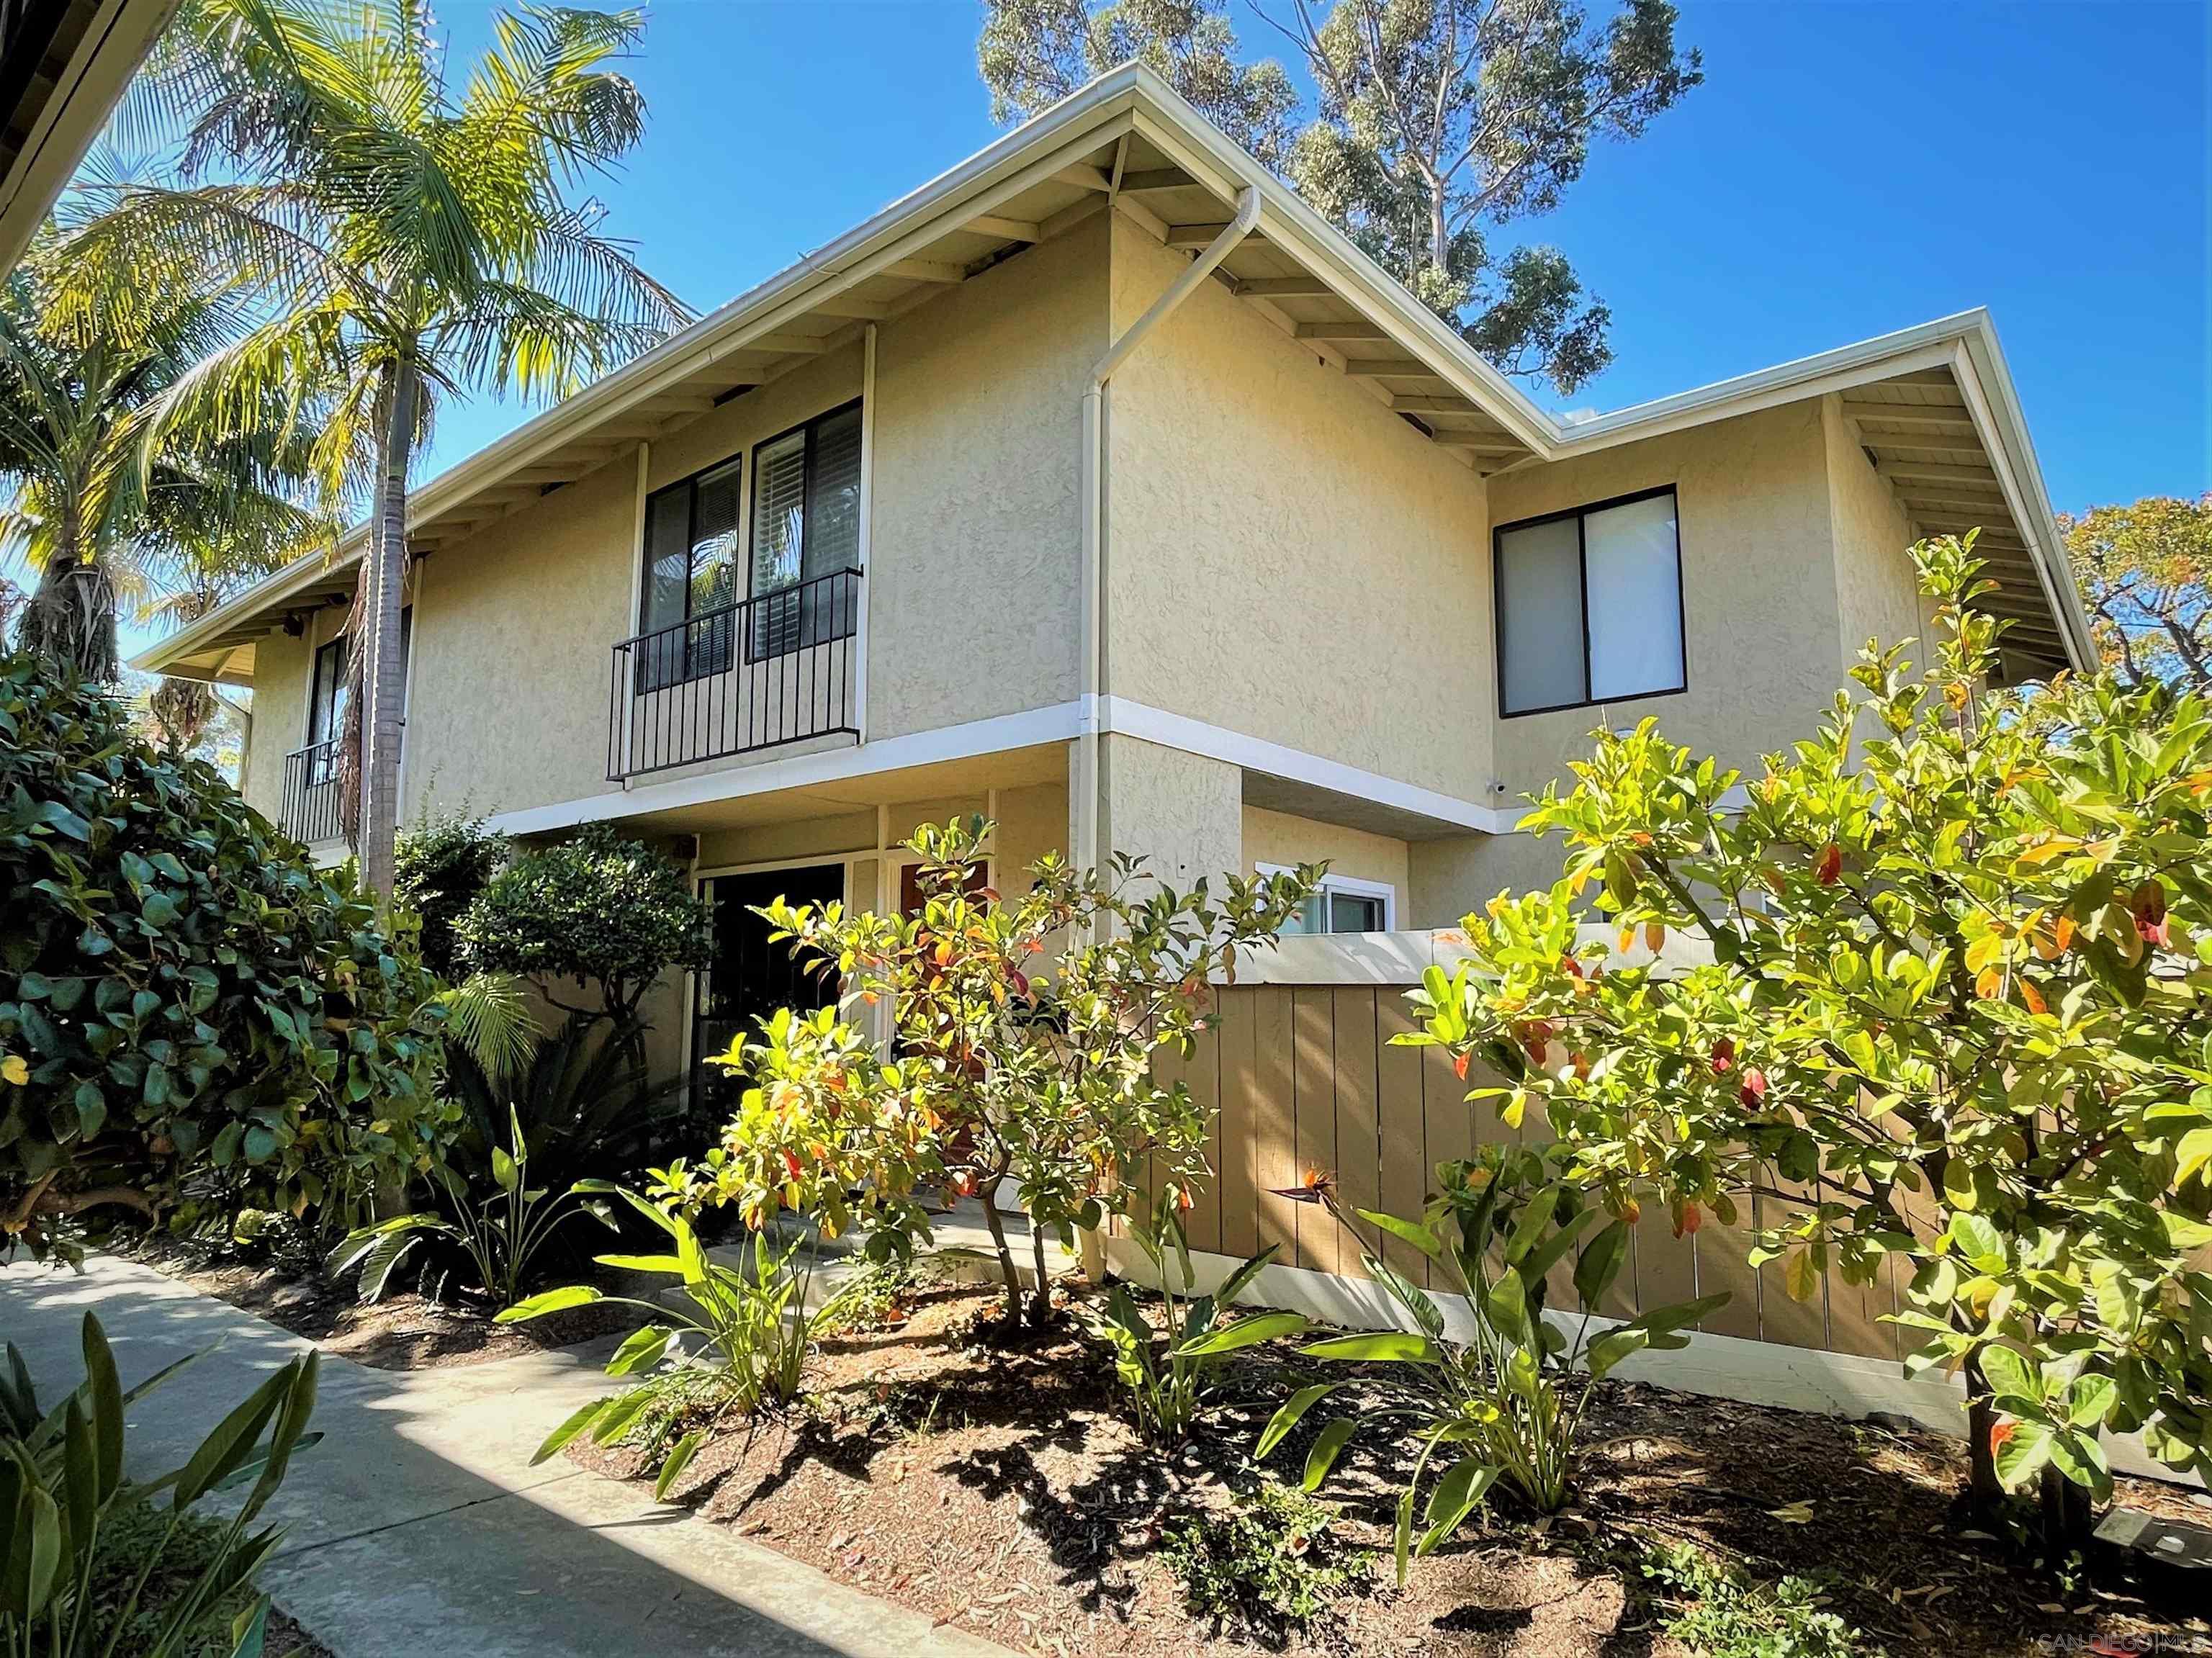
[1257,865,1396,935]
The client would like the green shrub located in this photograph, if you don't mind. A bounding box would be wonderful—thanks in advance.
[394,809,506,980]
[1262,1145,1723,1582]
[1079,1181,1306,1442]
[1638,1541,1881,1658]
[454,823,709,1029]
[1408,535,2212,1540]
[1161,1480,1372,1638]
[0,657,451,1257]
[503,1188,864,1495]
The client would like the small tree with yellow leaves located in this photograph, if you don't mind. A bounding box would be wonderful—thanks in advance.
[688,819,1318,1330]
[1406,533,2212,1553]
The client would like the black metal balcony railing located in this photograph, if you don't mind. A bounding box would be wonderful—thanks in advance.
[607,567,860,781]
[279,738,344,844]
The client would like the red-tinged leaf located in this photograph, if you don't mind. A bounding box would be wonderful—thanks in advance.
[1739,1068,1768,1108]
[1711,1037,1735,1075]
[1673,1202,1702,1239]
[1452,1051,1470,1081]
[1816,844,1843,886]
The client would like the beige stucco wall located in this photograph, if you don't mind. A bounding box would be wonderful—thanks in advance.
[1241,804,1408,898]
[867,212,1102,739]
[1099,734,1241,891]
[399,453,639,820]
[1822,395,1931,670]
[241,626,312,823]
[1407,829,1565,927]
[243,213,1107,831]
[1485,402,1841,798]
[1105,215,1495,806]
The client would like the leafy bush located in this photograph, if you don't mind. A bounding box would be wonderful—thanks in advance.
[455,824,710,1030]
[1161,1480,1372,1639]
[1408,535,2212,1541]
[1080,1181,1306,1441]
[394,809,506,980]
[0,658,451,1257]
[1638,1541,1881,1658]
[326,1104,614,1309]
[1262,1147,1723,1582]
[703,816,1317,1327]
[504,1186,861,1493]
[1,1311,318,1657]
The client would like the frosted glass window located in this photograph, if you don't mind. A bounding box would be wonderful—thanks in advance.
[1494,488,1684,716]
[1585,493,1684,700]
[1496,515,1586,714]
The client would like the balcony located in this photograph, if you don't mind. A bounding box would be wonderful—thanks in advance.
[278,738,344,844]
[606,567,861,781]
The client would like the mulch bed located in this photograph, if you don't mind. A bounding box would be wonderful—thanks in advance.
[118,1233,645,1370]
[572,1279,2212,1658]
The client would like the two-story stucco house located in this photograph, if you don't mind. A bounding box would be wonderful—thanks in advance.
[135,66,2095,1112]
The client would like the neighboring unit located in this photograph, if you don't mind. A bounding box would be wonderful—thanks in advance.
[137,62,2092,1120]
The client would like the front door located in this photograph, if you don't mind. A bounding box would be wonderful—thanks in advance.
[691,862,846,1107]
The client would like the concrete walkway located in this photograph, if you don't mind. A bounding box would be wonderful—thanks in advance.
[0,1254,1014,1658]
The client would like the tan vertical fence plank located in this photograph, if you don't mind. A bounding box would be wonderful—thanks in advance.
[1694,1194,1763,1341]
[1633,1209,1698,1320]
[1753,1191,1829,1350]
[1183,1022,1223,1256]
[1827,1256,1899,1361]
[1292,988,1341,1276]
[1421,1041,1472,1181]
[1373,991,1431,1286]
[1330,988,1381,1281]
[1252,988,1299,1261]
[1214,989,1260,1261]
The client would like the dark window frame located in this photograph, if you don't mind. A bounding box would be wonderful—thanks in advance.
[1491,483,1688,720]
[745,398,863,664]
[636,454,744,690]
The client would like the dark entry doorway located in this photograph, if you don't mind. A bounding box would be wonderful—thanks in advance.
[691,862,845,1107]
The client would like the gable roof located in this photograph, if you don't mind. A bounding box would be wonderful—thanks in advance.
[136,62,2092,683]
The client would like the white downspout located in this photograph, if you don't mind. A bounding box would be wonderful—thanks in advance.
[1074,184,1259,881]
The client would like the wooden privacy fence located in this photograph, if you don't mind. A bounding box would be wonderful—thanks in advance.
[1148,982,1903,1364]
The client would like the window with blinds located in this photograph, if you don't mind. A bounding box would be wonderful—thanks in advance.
[749,402,861,661]
[1494,487,1685,717]
[637,456,742,689]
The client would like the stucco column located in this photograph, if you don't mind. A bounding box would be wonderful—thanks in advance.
[1097,733,1243,894]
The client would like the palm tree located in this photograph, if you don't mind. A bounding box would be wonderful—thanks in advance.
[0,262,327,680]
[53,0,690,899]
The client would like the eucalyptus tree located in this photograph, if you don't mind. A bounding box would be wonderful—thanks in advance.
[0,263,323,681]
[54,0,689,898]
[980,0,1701,393]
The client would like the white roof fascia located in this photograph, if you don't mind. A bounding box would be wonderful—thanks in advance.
[1943,331,2097,671]
[1551,312,1985,452]
[134,71,1156,675]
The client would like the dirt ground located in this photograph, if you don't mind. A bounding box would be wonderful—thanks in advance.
[120,1233,643,1370]
[573,1280,2212,1658]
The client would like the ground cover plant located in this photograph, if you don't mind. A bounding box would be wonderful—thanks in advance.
[1261,1145,1724,1582]
[1406,533,2212,1551]
[1158,1478,1373,1640]
[559,1269,2207,1657]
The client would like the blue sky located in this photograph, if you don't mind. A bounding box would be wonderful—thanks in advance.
[418,0,2207,513]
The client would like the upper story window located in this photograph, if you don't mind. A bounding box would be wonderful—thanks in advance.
[749,401,862,660]
[1493,486,1684,718]
[639,456,742,689]
[302,608,408,779]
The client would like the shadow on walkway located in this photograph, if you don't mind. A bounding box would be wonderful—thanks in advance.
[1,1255,1012,1658]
